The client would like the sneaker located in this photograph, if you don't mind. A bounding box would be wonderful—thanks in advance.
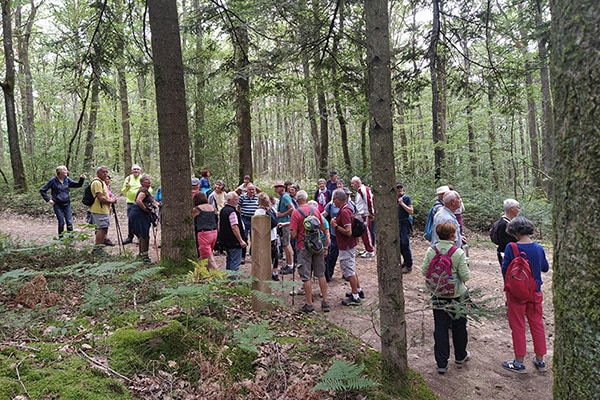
[437,366,448,374]
[345,290,365,299]
[360,251,375,258]
[103,238,115,246]
[121,237,133,245]
[502,360,526,374]
[321,301,331,313]
[341,297,361,306]
[401,266,412,274]
[280,265,295,275]
[290,287,305,296]
[300,304,314,313]
[358,250,366,256]
[532,357,547,372]
[271,272,279,281]
[455,351,470,368]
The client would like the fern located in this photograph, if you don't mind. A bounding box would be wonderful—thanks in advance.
[251,289,285,306]
[312,360,379,392]
[159,284,213,300]
[185,259,226,283]
[129,266,164,284]
[80,281,120,315]
[0,268,40,283]
[233,321,274,353]
[86,261,140,277]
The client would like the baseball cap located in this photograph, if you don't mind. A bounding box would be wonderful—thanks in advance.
[329,171,337,176]
[191,178,200,186]
[436,185,450,195]
[273,180,285,187]
[396,182,403,188]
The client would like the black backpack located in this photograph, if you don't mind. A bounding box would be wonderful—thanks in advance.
[266,208,278,229]
[82,178,102,207]
[489,217,510,245]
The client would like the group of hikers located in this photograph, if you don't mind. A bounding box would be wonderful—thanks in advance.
[40,166,550,375]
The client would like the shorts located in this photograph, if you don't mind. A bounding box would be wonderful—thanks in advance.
[339,247,357,279]
[90,213,110,229]
[279,225,291,246]
[297,247,325,281]
[197,230,218,258]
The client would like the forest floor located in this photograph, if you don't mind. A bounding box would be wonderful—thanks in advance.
[0,206,554,400]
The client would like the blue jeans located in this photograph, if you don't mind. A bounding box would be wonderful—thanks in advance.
[226,247,243,271]
[399,221,413,267]
[54,202,73,237]
[325,236,339,282]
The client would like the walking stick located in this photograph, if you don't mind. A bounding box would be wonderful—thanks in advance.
[151,214,160,262]
[112,203,124,254]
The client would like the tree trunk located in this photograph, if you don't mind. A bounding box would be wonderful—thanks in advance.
[83,73,100,172]
[2,0,27,192]
[302,55,321,174]
[117,65,132,172]
[317,87,328,176]
[461,38,477,182]
[233,24,253,181]
[192,0,206,177]
[549,0,600,397]
[536,0,553,194]
[429,0,444,181]
[365,0,408,393]
[148,0,196,269]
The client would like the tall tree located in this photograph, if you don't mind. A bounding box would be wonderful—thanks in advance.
[233,24,253,181]
[148,0,196,267]
[365,0,407,393]
[1,0,27,192]
[429,0,444,181]
[550,0,600,397]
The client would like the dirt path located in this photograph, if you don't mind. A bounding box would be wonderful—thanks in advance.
[0,210,554,400]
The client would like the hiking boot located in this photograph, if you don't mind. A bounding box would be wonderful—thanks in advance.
[455,351,471,368]
[401,266,412,274]
[300,304,315,313]
[502,360,526,374]
[122,237,133,245]
[341,297,361,306]
[271,272,280,281]
[321,301,331,313]
[360,251,375,258]
[345,290,365,299]
[280,265,295,275]
[290,287,305,296]
[532,357,547,372]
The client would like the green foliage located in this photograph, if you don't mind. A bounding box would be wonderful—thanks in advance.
[185,258,226,282]
[81,281,120,316]
[312,360,379,392]
[233,320,274,353]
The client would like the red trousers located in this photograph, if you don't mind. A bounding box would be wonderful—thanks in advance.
[506,291,547,357]
[360,215,374,252]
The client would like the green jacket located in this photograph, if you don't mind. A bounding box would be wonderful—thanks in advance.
[421,240,470,298]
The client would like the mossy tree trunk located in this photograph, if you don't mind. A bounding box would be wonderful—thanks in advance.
[549,0,600,397]
[148,0,196,270]
[365,0,408,393]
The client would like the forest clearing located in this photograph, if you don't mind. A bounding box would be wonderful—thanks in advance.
[0,208,553,400]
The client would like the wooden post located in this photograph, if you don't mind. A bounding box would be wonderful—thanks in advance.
[251,215,272,311]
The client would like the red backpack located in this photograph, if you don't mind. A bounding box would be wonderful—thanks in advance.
[504,242,538,303]
[425,245,459,297]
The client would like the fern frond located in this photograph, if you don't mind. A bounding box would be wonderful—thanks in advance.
[252,290,285,306]
[0,268,39,283]
[129,266,164,284]
[233,321,274,354]
[86,261,139,277]
[312,360,379,392]
[159,284,212,300]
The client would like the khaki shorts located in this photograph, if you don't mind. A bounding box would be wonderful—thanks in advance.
[297,248,326,281]
[91,213,111,229]
[339,247,357,278]
[279,225,291,246]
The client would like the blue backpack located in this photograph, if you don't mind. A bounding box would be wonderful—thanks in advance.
[423,207,435,241]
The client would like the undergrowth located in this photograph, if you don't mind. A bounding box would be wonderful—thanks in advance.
[0,229,437,399]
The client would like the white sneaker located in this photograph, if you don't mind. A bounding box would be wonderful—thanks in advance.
[361,251,375,258]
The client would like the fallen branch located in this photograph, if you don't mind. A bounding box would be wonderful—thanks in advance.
[78,349,132,382]
[15,357,31,398]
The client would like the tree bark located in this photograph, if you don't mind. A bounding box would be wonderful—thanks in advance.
[233,24,253,181]
[2,0,27,192]
[302,55,321,174]
[549,0,600,397]
[148,0,196,268]
[365,0,408,393]
[83,72,100,172]
[429,0,444,181]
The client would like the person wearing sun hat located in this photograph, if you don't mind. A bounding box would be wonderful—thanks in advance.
[274,180,295,275]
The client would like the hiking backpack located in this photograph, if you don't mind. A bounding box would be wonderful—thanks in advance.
[423,207,436,241]
[297,206,324,254]
[489,217,510,245]
[425,245,459,297]
[504,242,538,303]
[266,208,278,229]
[82,178,102,207]
[351,215,366,237]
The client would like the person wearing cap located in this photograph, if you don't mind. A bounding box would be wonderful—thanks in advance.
[121,164,151,245]
[191,177,201,198]
[396,182,414,274]
[274,180,295,275]
[326,171,339,197]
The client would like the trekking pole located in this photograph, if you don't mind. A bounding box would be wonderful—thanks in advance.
[291,264,295,306]
[152,218,160,262]
[112,203,124,254]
